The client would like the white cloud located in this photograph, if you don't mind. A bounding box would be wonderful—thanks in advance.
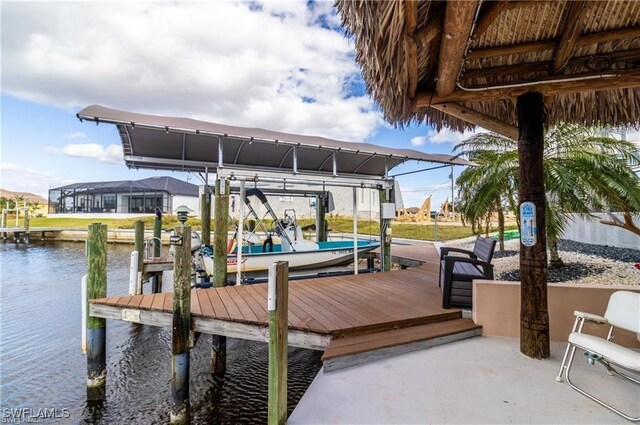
[410,136,427,147]
[411,127,488,147]
[68,132,86,139]
[1,162,75,197]
[1,2,382,142]
[57,143,123,164]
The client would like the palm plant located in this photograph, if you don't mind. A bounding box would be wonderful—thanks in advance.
[454,124,640,267]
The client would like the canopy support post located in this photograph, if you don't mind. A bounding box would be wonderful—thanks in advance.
[379,188,392,272]
[353,187,359,274]
[517,92,550,359]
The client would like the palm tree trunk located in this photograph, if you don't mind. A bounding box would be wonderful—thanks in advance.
[497,200,505,251]
[548,237,564,268]
[484,212,490,237]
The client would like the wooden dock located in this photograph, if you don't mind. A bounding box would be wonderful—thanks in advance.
[91,254,482,369]
[0,227,64,241]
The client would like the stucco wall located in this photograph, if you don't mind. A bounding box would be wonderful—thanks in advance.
[472,280,640,348]
[561,213,640,249]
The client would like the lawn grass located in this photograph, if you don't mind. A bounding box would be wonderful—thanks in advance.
[31,216,517,242]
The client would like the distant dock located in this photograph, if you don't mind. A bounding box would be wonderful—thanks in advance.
[0,227,64,243]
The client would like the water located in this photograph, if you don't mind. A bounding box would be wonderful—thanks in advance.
[0,241,322,424]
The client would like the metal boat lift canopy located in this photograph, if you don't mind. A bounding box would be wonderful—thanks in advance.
[77,105,472,188]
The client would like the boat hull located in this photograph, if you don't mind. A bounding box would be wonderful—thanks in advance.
[202,241,379,275]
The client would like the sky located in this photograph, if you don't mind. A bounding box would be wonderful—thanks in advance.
[1,1,638,210]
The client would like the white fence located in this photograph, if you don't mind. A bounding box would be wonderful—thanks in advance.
[561,213,640,250]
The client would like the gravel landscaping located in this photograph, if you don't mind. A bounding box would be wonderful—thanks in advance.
[450,238,640,286]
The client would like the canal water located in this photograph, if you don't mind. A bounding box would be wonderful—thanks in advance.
[0,241,322,424]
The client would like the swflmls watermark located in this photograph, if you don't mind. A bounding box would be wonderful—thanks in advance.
[2,408,70,424]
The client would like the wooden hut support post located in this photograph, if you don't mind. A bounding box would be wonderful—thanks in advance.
[86,223,107,401]
[268,261,288,425]
[152,214,163,293]
[516,92,550,359]
[212,178,230,374]
[171,224,191,424]
[134,220,144,295]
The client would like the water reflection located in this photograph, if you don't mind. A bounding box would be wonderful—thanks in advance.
[0,241,321,424]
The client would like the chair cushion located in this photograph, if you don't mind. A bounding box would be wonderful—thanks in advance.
[569,332,640,372]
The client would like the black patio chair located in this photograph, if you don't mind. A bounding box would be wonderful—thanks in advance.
[439,236,496,309]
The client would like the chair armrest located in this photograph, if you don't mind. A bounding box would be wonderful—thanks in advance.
[574,310,608,324]
[444,256,494,279]
[440,247,477,260]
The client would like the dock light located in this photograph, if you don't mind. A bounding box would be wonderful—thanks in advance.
[174,204,194,224]
[169,235,183,246]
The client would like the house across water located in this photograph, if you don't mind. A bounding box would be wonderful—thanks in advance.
[48,176,199,216]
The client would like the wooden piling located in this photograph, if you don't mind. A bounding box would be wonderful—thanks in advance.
[268,261,288,425]
[201,189,212,246]
[152,215,163,293]
[171,224,191,425]
[212,178,230,373]
[316,195,327,242]
[23,210,29,243]
[213,178,230,288]
[86,223,107,401]
[134,220,144,294]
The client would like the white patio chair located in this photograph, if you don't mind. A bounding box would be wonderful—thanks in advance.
[555,290,640,422]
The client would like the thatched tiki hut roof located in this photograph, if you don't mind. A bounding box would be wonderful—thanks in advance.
[337,0,640,360]
[336,0,640,139]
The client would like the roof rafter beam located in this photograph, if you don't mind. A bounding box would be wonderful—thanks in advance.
[404,0,418,99]
[553,1,590,73]
[471,0,510,40]
[413,5,444,48]
[429,103,519,140]
[466,26,640,61]
[415,69,640,105]
[461,48,640,80]
[435,0,479,97]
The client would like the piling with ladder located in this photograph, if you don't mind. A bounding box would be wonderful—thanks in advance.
[134,220,144,294]
[170,224,191,424]
[86,223,107,400]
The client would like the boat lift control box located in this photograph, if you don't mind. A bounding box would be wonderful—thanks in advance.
[381,203,396,219]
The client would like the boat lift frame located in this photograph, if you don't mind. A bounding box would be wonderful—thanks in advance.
[76,105,472,282]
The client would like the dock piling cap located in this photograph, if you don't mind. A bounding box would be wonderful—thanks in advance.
[174,205,194,224]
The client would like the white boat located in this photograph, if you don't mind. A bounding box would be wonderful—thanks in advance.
[200,239,379,276]
[193,188,379,279]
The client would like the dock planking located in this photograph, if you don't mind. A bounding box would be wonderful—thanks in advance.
[91,266,462,338]
[90,244,482,359]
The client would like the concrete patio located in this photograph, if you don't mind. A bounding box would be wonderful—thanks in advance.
[289,336,639,424]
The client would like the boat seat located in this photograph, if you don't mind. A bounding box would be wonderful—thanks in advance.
[556,291,640,422]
